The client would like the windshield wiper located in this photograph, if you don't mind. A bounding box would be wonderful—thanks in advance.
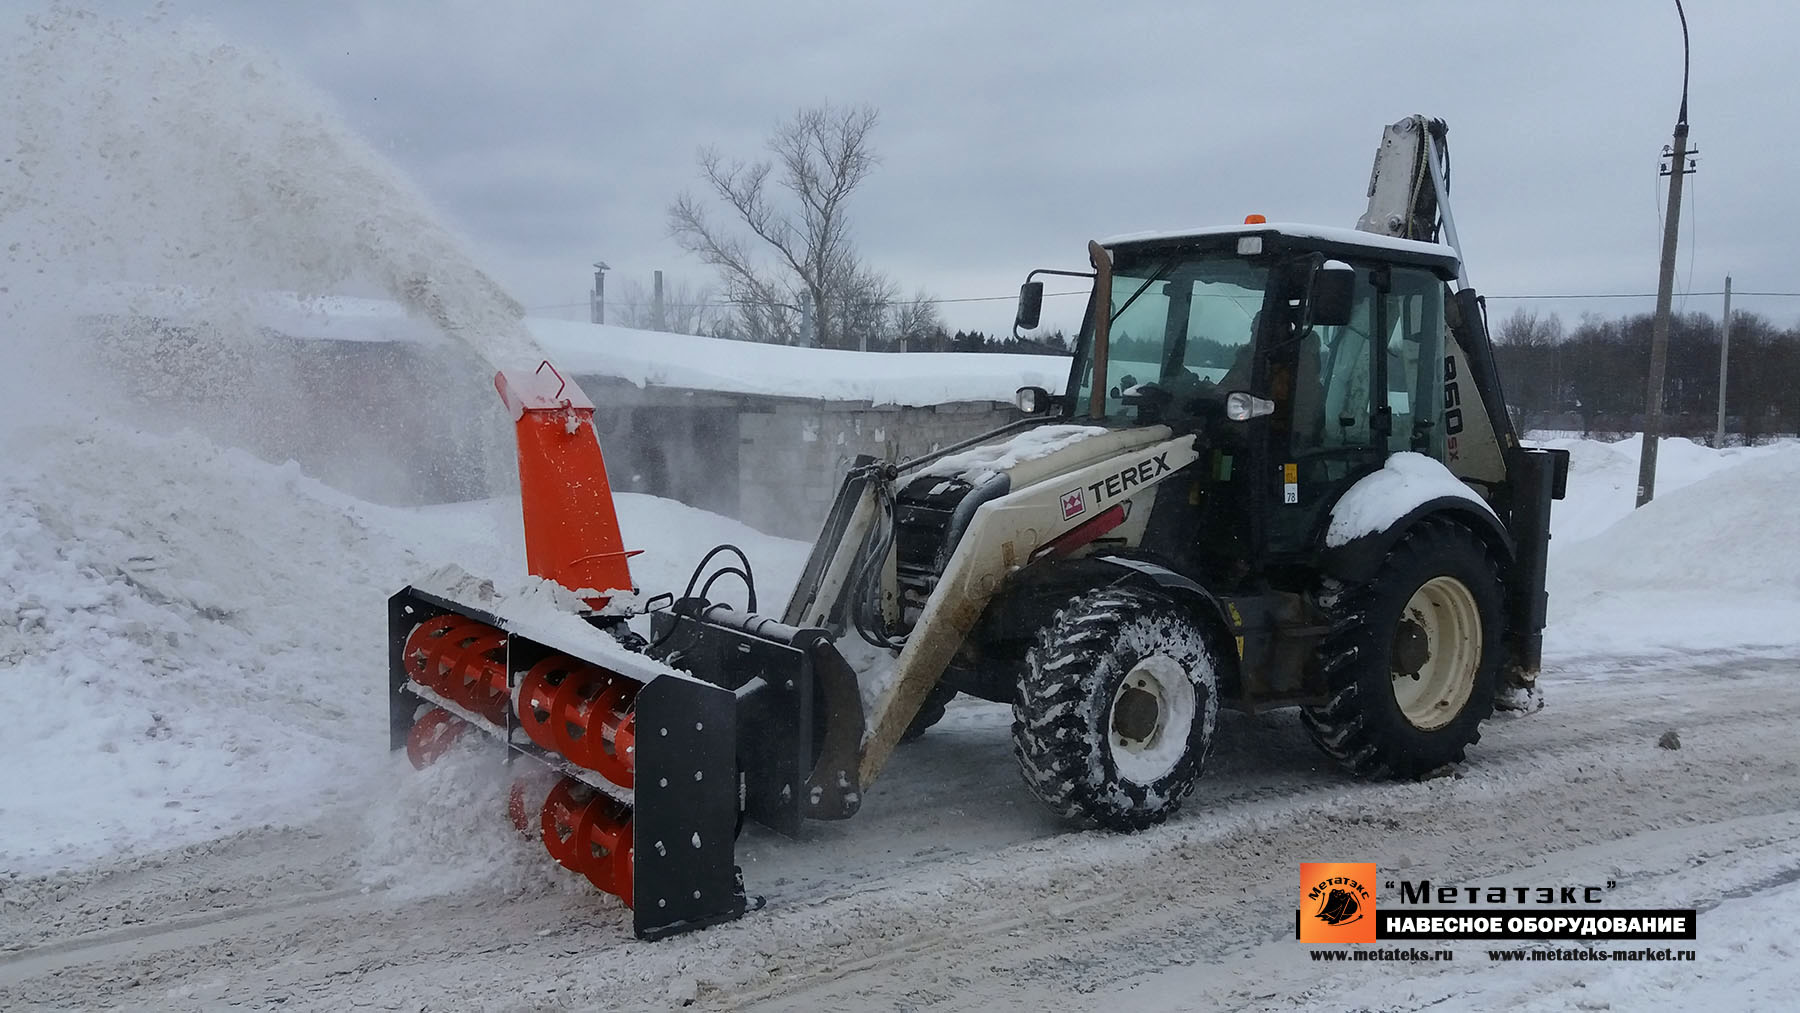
[1109,255,1180,324]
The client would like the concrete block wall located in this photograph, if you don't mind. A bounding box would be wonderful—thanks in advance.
[738,399,1022,540]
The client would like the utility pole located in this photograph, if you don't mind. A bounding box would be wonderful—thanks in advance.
[1635,0,1696,508]
[591,261,610,325]
[1714,275,1732,446]
[652,270,666,332]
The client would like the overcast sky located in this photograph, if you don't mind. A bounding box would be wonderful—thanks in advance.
[100,1,1800,335]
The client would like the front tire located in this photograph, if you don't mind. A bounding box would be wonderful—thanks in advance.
[1013,587,1221,831]
[1301,518,1505,778]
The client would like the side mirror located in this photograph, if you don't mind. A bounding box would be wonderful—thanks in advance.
[1014,281,1044,330]
[1225,391,1276,422]
[1309,260,1355,328]
[1015,385,1052,415]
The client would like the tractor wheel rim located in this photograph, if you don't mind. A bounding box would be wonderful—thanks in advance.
[1108,654,1195,784]
[1391,575,1481,731]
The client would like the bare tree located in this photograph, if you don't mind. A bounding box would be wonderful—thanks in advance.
[669,103,921,350]
[891,289,944,351]
[613,277,721,336]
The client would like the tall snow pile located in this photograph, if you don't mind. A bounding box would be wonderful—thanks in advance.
[1546,440,1800,659]
[0,423,409,872]
[1538,434,1796,544]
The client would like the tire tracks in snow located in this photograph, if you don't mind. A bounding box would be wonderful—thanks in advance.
[0,652,1794,1011]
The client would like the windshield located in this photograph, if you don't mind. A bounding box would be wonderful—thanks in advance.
[1071,251,1270,422]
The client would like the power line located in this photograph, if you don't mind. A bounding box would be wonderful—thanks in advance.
[1487,290,1800,300]
[528,288,1800,315]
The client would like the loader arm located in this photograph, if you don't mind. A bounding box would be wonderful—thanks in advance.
[782,455,886,633]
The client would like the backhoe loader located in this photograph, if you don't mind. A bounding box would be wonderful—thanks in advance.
[387,115,1567,938]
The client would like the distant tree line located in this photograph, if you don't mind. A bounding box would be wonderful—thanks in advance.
[898,329,1072,355]
[1491,307,1800,443]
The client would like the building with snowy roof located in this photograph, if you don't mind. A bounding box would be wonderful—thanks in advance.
[85,289,1068,537]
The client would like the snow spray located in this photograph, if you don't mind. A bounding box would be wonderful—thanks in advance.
[0,7,539,500]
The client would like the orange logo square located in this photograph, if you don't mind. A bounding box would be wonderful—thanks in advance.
[1299,863,1376,944]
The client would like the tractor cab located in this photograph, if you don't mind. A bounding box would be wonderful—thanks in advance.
[1020,222,1466,566]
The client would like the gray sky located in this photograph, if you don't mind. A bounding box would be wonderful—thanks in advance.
[111,1,1800,335]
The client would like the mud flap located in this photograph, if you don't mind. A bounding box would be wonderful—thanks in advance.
[388,586,747,940]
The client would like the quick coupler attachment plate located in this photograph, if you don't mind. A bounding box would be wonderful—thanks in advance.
[649,599,866,834]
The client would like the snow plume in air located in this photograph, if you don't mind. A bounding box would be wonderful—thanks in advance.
[0,6,539,498]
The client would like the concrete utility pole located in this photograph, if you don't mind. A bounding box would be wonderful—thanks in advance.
[652,270,666,332]
[591,261,610,325]
[1635,0,1696,508]
[1715,276,1732,446]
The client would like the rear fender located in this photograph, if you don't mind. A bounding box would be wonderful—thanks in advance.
[1315,454,1514,584]
[1317,496,1515,585]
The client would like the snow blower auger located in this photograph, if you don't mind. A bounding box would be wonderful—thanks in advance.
[387,363,865,940]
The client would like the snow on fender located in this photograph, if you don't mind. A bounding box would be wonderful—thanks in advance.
[1324,452,1497,548]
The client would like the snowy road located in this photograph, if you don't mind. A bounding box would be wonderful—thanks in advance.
[5,645,1796,1011]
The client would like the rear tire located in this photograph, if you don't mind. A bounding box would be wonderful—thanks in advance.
[1013,587,1221,831]
[1301,518,1504,778]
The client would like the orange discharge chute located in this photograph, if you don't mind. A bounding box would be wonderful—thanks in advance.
[494,363,638,609]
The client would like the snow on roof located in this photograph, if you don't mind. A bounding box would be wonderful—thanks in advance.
[1100,221,1459,264]
[78,285,1071,408]
[528,317,1069,407]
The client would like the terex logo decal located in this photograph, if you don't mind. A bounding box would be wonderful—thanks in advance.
[1085,452,1173,503]
[1059,488,1086,520]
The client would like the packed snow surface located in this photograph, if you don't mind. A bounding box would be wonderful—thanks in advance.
[1323,450,1497,546]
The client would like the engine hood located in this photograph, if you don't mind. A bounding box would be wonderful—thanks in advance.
[911,423,1175,491]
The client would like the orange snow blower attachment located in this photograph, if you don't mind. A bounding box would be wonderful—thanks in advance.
[388,589,745,938]
[389,361,867,939]
[387,363,748,939]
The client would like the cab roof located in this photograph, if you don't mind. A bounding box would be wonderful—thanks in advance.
[1099,222,1461,279]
